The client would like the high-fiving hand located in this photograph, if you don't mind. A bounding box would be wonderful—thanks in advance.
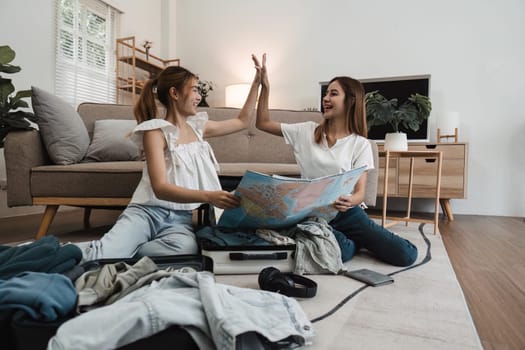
[252,53,268,87]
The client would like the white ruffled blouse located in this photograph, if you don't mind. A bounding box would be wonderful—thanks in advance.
[129,112,221,211]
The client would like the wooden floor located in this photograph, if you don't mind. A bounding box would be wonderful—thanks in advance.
[0,210,524,349]
[439,215,525,350]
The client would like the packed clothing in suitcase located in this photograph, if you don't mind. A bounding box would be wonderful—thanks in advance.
[0,236,313,349]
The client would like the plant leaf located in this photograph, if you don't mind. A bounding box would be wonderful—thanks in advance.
[10,99,29,110]
[366,91,402,131]
[0,64,21,74]
[2,111,35,128]
[9,89,32,108]
[409,93,432,118]
[0,79,15,109]
[0,126,10,147]
[13,89,32,99]
[407,120,421,132]
[0,46,16,65]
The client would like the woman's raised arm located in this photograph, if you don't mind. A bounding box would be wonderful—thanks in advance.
[203,54,262,138]
[255,54,283,136]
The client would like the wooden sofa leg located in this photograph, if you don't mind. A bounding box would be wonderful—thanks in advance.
[83,207,92,229]
[35,205,59,240]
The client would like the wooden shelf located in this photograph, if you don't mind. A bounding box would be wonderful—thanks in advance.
[116,36,180,103]
[117,56,164,76]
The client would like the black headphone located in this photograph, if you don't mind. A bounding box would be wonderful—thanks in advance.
[258,267,317,298]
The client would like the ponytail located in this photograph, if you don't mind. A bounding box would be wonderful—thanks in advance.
[133,78,158,123]
[133,66,197,124]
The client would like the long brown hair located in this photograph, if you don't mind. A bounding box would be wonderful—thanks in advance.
[314,76,367,143]
[133,66,197,123]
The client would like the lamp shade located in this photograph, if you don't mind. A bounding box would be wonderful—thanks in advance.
[439,111,460,134]
[225,83,250,108]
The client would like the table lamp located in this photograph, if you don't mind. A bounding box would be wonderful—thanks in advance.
[225,83,251,108]
[437,111,459,143]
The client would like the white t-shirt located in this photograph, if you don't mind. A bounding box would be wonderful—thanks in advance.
[129,112,221,211]
[281,121,374,180]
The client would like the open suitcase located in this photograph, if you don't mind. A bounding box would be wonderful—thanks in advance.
[199,239,295,274]
[6,254,213,350]
[196,204,296,274]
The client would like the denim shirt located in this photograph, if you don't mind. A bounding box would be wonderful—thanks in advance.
[48,271,314,349]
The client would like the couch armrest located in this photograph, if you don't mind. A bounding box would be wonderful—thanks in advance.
[364,140,379,207]
[4,130,49,206]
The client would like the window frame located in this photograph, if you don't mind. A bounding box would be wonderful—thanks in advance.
[55,0,121,107]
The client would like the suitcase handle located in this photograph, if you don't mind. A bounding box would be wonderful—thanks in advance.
[229,252,288,260]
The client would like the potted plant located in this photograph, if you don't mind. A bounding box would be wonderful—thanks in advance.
[197,80,214,107]
[0,45,36,147]
[365,90,431,151]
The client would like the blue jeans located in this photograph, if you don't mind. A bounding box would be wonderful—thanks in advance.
[75,204,198,261]
[330,206,418,267]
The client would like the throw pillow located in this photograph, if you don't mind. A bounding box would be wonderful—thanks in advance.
[84,119,141,162]
[31,86,90,165]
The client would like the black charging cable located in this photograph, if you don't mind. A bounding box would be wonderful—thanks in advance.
[310,223,432,323]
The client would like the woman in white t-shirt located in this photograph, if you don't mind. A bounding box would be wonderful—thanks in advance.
[76,56,263,261]
[255,54,417,267]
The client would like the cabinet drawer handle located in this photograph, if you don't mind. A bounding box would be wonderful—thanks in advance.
[425,158,436,163]
[426,144,437,149]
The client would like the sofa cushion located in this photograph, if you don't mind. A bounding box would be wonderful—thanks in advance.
[77,103,138,136]
[31,86,90,165]
[31,162,144,198]
[84,119,141,162]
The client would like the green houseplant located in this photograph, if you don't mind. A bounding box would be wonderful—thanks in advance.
[365,90,431,133]
[0,45,36,147]
[365,90,431,150]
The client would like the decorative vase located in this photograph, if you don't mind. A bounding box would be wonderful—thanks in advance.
[384,132,408,151]
[198,97,209,107]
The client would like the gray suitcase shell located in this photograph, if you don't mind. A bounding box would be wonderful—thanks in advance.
[199,240,295,274]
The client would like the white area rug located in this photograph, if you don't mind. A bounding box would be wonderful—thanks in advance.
[217,223,482,349]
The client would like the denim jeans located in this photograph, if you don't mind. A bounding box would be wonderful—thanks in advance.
[330,206,418,267]
[48,272,313,350]
[75,204,198,261]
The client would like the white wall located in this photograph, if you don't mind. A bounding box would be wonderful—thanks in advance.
[173,0,525,217]
[118,0,165,58]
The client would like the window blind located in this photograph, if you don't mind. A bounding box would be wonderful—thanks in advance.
[55,0,120,107]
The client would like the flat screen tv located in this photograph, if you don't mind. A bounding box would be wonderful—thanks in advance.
[320,74,431,141]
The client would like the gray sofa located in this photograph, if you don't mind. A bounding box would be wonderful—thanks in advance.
[5,103,378,238]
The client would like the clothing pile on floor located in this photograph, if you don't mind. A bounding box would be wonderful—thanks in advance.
[0,236,313,350]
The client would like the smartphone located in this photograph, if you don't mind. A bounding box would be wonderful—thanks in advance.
[344,268,394,287]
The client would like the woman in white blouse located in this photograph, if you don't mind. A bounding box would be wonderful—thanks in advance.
[76,55,263,261]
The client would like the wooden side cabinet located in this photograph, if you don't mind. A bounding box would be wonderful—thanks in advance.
[376,142,468,220]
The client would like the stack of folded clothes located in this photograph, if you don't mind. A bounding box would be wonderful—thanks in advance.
[0,236,83,349]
